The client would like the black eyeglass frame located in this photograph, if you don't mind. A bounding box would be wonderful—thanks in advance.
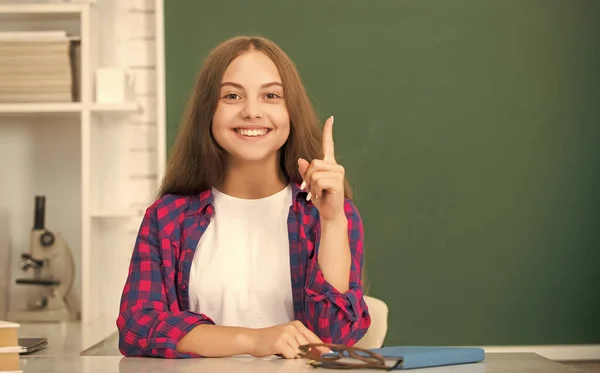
[298,343,403,370]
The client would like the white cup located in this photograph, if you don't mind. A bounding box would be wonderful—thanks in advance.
[95,68,134,103]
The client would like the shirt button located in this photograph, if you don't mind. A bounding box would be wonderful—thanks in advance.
[187,249,192,254]
[181,284,186,290]
[200,221,206,226]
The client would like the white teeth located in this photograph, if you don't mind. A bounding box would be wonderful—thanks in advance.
[236,128,269,137]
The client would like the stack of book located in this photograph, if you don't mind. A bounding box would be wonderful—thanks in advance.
[0,31,80,103]
[0,321,20,373]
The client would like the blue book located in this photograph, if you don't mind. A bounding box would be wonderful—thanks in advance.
[326,346,485,370]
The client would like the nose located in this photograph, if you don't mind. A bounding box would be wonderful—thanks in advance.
[240,98,262,119]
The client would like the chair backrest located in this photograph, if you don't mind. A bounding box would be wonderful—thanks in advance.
[354,295,389,349]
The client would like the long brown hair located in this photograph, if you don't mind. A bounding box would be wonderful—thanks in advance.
[159,35,352,199]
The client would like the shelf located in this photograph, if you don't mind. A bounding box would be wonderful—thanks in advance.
[0,102,82,114]
[0,102,138,115]
[0,3,87,14]
[91,102,139,113]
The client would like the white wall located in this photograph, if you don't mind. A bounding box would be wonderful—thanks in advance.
[1,117,81,317]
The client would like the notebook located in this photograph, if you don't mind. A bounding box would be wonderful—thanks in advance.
[331,346,485,370]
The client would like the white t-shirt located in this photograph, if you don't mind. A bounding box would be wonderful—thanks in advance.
[188,184,295,328]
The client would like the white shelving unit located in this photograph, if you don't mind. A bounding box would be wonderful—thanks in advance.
[0,1,155,343]
[0,102,138,114]
[0,103,83,113]
[0,2,85,14]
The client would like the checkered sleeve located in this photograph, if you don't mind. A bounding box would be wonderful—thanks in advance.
[304,199,371,346]
[116,204,214,358]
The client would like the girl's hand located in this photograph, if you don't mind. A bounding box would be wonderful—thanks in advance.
[249,321,329,359]
[298,116,346,222]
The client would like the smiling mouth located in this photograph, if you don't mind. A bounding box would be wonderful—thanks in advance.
[234,128,271,137]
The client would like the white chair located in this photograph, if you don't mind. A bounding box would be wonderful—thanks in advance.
[354,295,389,349]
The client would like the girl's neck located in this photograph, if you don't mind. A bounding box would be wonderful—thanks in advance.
[217,154,288,199]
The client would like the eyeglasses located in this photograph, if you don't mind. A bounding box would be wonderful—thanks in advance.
[298,343,403,370]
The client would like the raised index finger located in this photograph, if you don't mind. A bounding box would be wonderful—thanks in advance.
[322,116,335,162]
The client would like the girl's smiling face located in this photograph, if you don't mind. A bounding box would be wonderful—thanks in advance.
[211,50,291,164]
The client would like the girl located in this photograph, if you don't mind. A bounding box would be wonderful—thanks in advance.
[116,35,370,359]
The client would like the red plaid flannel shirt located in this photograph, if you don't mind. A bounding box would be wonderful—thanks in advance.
[116,182,370,358]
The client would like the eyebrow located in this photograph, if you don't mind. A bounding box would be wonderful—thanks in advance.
[220,82,284,90]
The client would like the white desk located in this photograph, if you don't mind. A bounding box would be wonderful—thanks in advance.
[17,322,582,372]
[18,322,85,357]
[20,353,582,373]
[17,316,118,356]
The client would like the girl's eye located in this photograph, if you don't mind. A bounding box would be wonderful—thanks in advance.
[265,92,281,99]
[224,93,240,100]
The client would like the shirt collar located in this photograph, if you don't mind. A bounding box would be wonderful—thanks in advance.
[187,182,307,216]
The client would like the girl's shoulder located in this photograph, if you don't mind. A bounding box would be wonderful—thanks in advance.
[144,190,213,231]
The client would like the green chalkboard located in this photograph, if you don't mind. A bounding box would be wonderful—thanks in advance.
[164,0,600,346]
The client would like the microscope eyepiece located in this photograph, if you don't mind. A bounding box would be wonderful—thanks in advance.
[34,196,45,230]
